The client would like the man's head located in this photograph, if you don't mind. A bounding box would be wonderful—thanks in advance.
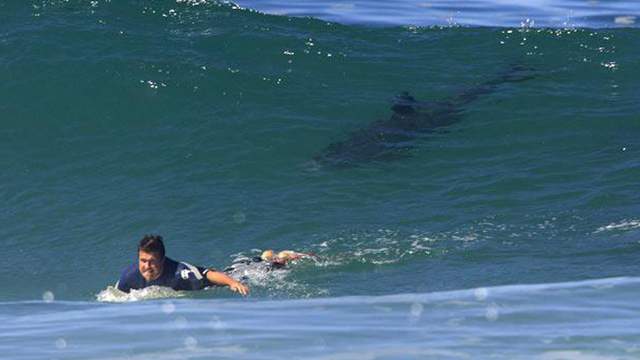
[261,249,274,261]
[138,235,165,282]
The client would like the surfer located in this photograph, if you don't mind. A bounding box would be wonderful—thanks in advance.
[116,235,249,296]
[221,249,318,275]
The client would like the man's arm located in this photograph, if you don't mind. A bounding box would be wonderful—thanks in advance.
[116,280,130,293]
[116,265,137,293]
[205,270,249,296]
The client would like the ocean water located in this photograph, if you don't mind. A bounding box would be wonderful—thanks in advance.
[1,0,640,359]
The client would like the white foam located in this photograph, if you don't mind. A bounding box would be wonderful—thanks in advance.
[223,255,323,298]
[595,219,640,233]
[96,285,186,302]
[538,350,620,360]
[614,16,636,25]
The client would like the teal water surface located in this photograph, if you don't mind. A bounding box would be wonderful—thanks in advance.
[1,0,639,359]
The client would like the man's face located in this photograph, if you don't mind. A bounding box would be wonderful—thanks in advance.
[138,250,164,282]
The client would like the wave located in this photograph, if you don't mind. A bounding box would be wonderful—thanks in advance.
[70,216,640,303]
[4,276,639,360]
[90,274,639,303]
[2,0,639,310]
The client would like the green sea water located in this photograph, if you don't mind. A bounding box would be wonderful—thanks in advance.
[1,0,640,359]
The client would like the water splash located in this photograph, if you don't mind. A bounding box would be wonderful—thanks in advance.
[595,219,640,233]
[221,253,327,298]
[96,285,186,302]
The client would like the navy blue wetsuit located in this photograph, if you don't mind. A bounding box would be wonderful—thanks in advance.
[117,257,213,293]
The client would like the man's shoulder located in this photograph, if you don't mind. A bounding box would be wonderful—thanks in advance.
[164,257,205,273]
[175,260,208,276]
[120,263,139,278]
[171,260,211,289]
[117,263,143,292]
[163,257,180,272]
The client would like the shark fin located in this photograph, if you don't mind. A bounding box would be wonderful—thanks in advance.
[391,91,417,115]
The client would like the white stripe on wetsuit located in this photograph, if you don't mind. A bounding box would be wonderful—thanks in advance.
[181,262,204,280]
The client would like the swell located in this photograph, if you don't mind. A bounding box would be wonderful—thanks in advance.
[1,0,639,304]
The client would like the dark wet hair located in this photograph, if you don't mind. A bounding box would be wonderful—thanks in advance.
[138,235,165,259]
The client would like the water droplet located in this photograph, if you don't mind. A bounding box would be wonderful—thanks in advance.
[408,302,424,323]
[212,317,228,332]
[410,302,423,317]
[162,301,175,314]
[55,338,67,349]
[485,303,499,321]
[43,291,55,303]
[175,316,188,329]
[233,211,246,224]
[474,288,488,301]
[184,336,197,349]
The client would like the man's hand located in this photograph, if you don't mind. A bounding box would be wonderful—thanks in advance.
[205,270,250,296]
[229,281,249,296]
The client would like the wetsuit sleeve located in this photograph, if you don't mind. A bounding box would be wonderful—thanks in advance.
[116,271,132,293]
[197,265,214,287]
[174,262,214,290]
[116,264,139,293]
[197,265,211,276]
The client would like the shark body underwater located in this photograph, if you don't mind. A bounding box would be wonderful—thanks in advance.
[307,65,537,170]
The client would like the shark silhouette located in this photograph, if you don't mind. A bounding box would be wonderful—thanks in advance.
[307,64,536,170]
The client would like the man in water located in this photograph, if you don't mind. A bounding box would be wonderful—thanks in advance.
[220,249,318,280]
[117,235,249,296]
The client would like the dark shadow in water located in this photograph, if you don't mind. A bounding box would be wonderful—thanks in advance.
[304,64,537,171]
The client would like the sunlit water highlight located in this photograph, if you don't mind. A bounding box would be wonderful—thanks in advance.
[236,0,640,28]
